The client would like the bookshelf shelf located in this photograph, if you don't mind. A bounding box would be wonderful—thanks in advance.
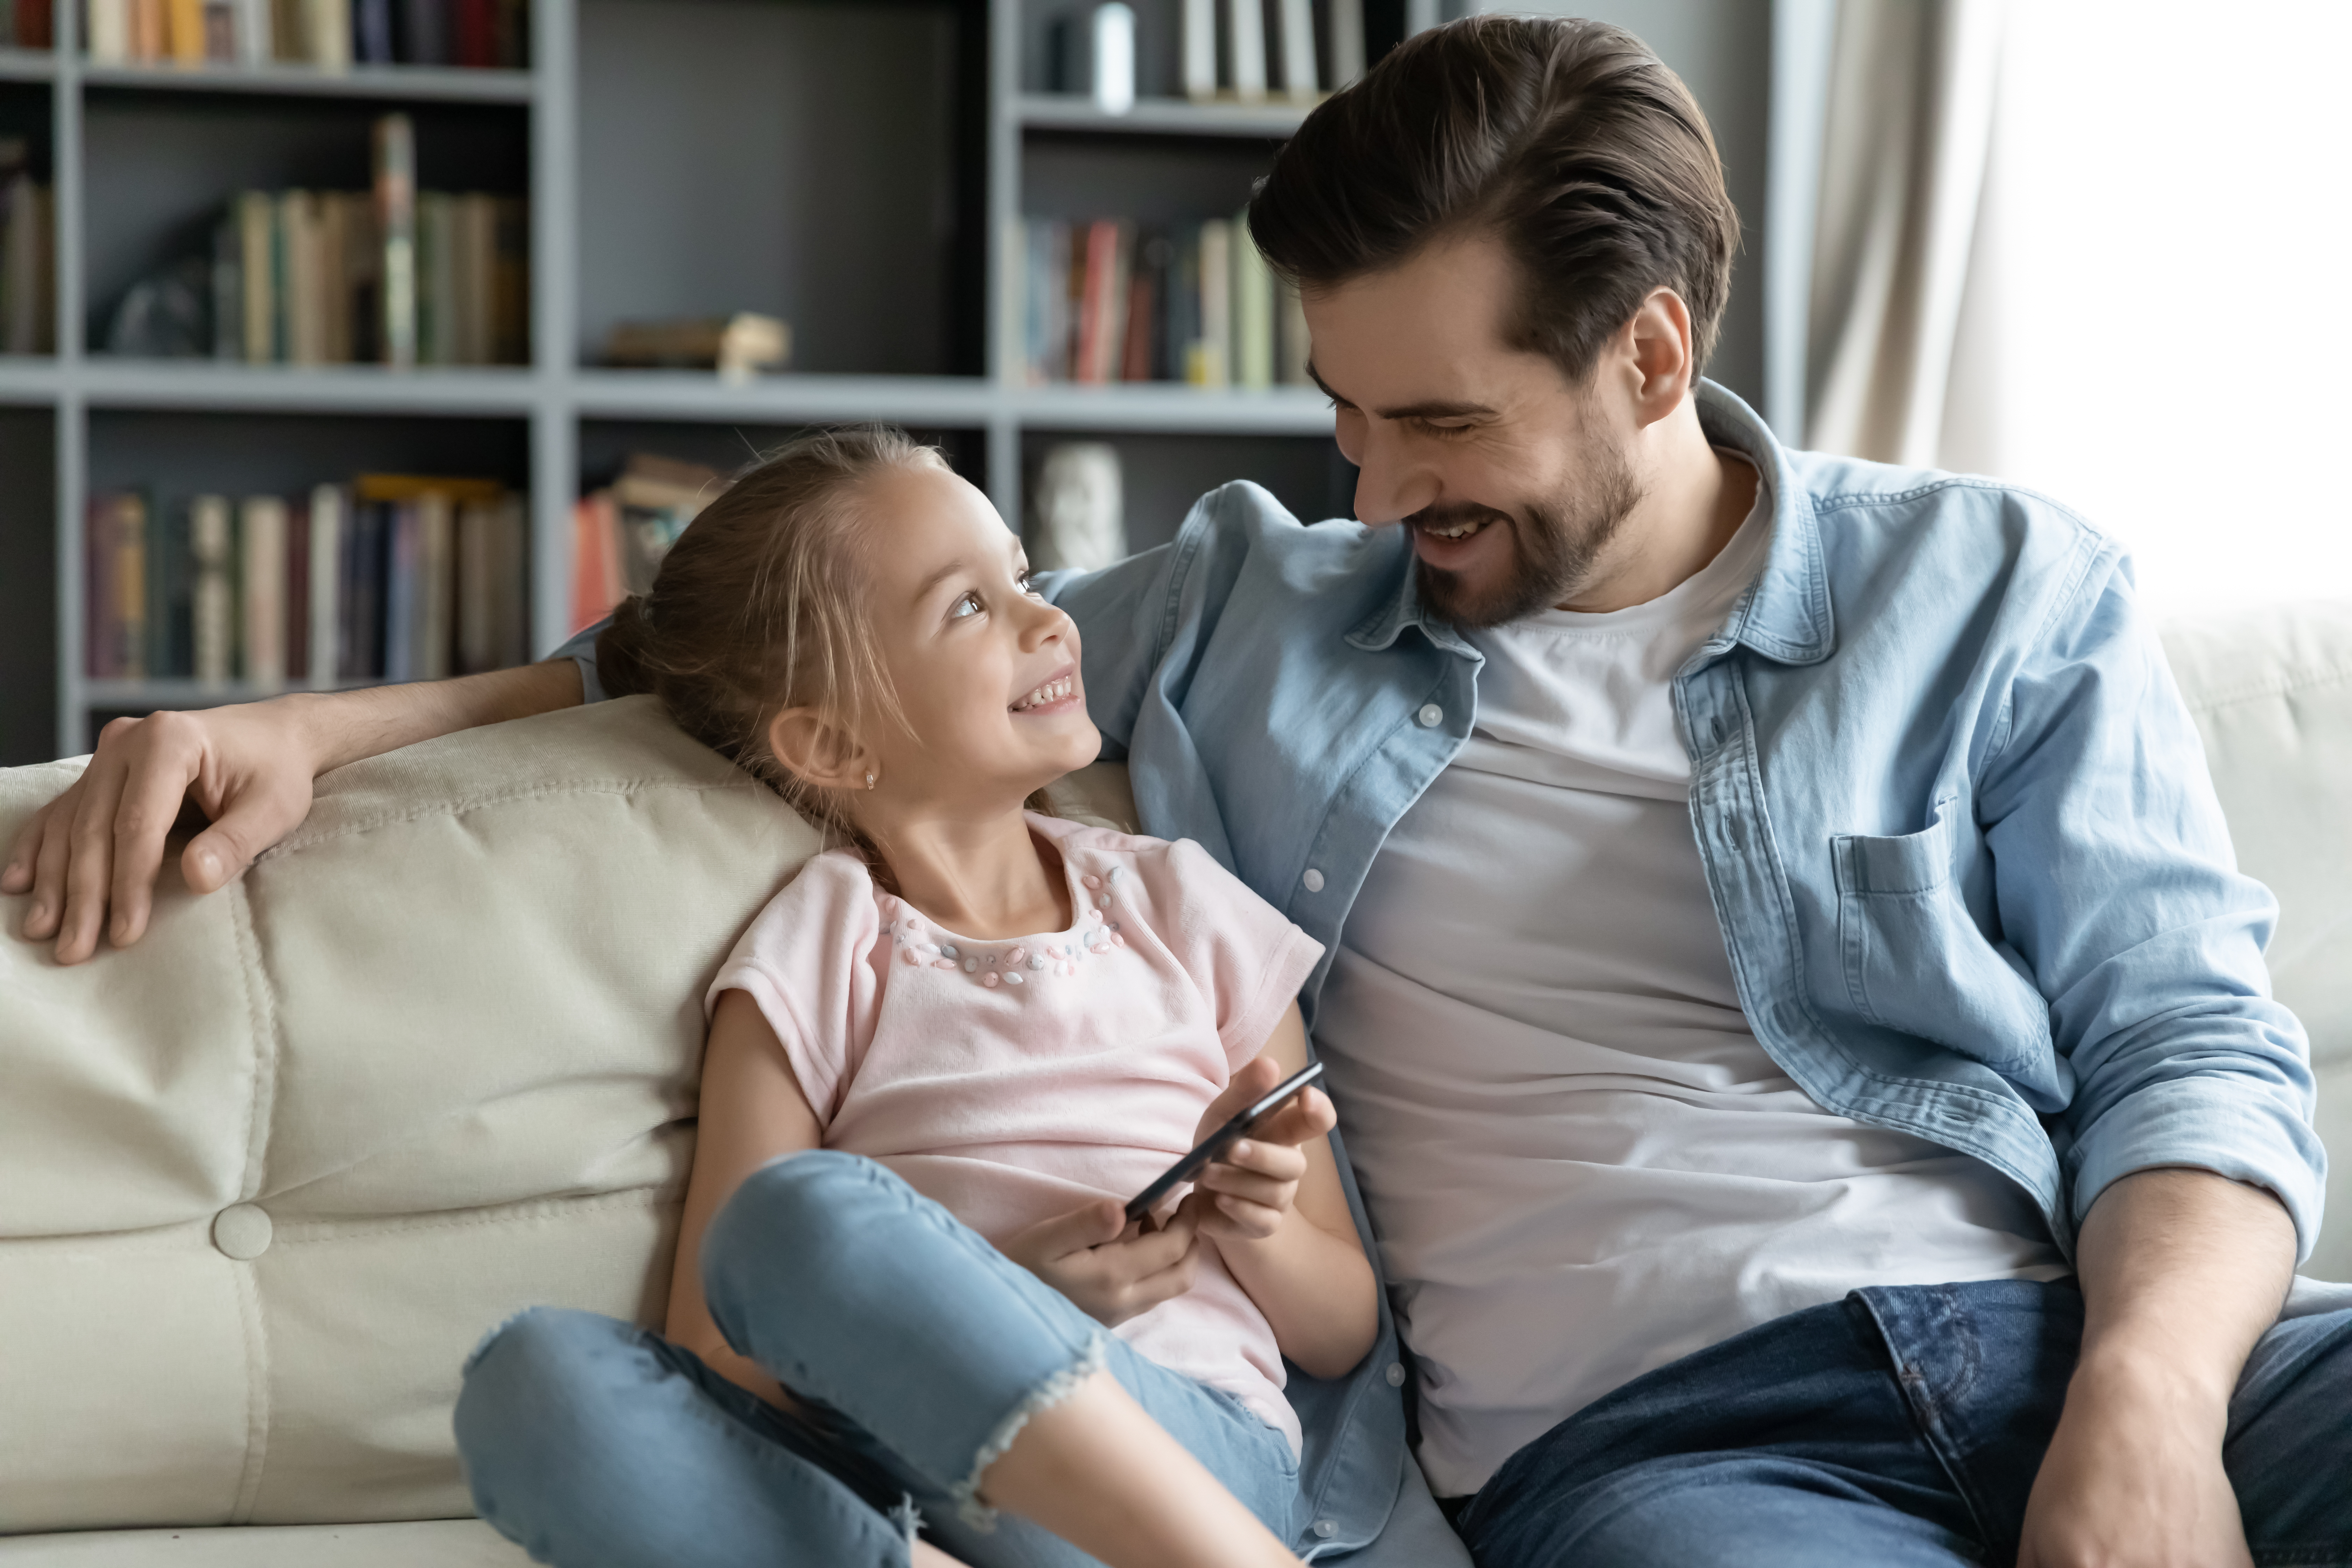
[74,362,543,415]
[77,61,536,103]
[83,676,397,707]
[1015,93,1310,139]
[0,48,56,82]
[10,0,1386,764]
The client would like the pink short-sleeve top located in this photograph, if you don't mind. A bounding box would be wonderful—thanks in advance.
[708,812,1326,1452]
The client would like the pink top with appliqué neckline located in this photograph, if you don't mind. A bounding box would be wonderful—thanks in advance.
[707,812,1325,1453]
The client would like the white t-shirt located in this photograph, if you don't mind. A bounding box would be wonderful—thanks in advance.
[1314,467,2066,1497]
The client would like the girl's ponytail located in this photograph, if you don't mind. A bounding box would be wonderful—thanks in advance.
[594,594,658,700]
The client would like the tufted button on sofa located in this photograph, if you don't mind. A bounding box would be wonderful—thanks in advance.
[3,606,2347,1564]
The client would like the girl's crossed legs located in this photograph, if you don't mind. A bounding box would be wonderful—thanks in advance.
[454,1152,1306,1568]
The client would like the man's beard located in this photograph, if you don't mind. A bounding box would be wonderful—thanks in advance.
[1410,440,1644,630]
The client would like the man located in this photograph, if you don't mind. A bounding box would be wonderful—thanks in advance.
[11,18,2346,1567]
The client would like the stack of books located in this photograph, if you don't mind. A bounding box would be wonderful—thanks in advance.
[85,475,528,688]
[206,113,527,367]
[84,0,528,69]
[1009,213,1310,390]
[2,2,53,48]
[569,452,724,634]
[0,139,51,356]
[1178,0,1365,105]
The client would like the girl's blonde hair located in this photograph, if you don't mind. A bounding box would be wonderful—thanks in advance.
[596,425,949,845]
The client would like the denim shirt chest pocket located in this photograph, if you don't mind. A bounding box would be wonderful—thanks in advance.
[1832,798,2061,1099]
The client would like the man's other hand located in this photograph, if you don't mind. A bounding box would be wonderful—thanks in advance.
[4,702,323,965]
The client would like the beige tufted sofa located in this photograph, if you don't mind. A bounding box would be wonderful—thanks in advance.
[3,605,2347,1564]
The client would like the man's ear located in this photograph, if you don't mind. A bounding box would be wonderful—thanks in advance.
[767,706,874,793]
[1620,286,1696,428]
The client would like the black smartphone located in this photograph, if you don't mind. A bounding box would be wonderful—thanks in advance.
[1124,1061,1328,1224]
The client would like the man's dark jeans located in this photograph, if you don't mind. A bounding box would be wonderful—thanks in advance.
[1456,1280,2352,1567]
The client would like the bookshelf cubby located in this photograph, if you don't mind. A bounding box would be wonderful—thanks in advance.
[4,0,1394,766]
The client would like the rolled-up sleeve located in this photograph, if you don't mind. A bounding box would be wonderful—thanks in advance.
[1979,552,2325,1258]
[550,619,610,704]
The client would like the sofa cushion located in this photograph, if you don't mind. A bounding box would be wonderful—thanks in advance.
[0,696,820,1532]
[0,1520,531,1566]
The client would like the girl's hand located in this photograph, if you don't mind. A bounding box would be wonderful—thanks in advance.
[1178,1056,1340,1245]
[1001,1198,1201,1328]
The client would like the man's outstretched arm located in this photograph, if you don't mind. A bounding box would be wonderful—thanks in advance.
[2019,1166,2294,1568]
[4,659,583,965]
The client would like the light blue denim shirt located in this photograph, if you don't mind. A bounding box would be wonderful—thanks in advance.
[564,379,2323,1554]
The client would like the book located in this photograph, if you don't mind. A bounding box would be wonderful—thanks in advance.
[569,490,622,634]
[233,0,270,63]
[416,489,453,680]
[1275,0,1316,99]
[131,0,165,61]
[374,113,416,368]
[1194,218,1231,386]
[1232,208,1274,390]
[456,492,524,674]
[303,0,346,69]
[399,0,447,65]
[237,189,273,362]
[87,0,130,61]
[307,483,342,687]
[210,211,241,358]
[1122,229,1167,382]
[165,0,203,62]
[354,0,392,62]
[1181,0,1216,102]
[1328,0,1365,87]
[340,498,385,680]
[2,167,51,354]
[190,495,233,686]
[86,492,148,679]
[1224,0,1266,102]
[279,190,323,364]
[238,494,287,687]
[283,489,308,679]
[1073,219,1128,385]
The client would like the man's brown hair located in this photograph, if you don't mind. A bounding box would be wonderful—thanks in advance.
[1248,15,1739,382]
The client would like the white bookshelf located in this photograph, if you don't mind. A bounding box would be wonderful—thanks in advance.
[16,0,1398,760]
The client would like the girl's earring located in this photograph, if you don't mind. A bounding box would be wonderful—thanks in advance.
[865,771,877,791]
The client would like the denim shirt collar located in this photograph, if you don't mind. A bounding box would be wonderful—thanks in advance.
[1343,380,1835,668]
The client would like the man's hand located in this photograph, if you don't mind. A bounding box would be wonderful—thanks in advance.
[1000,1198,1201,1327]
[5,703,325,965]
[1178,1054,1339,1245]
[4,661,584,965]
[2019,1361,2247,1568]
[2016,1168,2295,1568]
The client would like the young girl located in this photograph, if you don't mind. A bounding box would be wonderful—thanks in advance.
[452,428,1378,1568]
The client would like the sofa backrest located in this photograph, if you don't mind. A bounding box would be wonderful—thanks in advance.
[2159,603,2352,1279]
[0,696,820,1532]
[2,605,2346,1533]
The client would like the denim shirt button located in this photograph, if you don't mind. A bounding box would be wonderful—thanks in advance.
[1301,868,1325,893]
[1313,1520,1337,1538]
[1385,1361,1406,1387]
[1416,703,1443,728]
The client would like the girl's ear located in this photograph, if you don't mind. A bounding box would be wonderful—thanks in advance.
[768,707,874,794]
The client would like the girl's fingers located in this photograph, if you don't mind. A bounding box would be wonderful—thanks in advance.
[1197,1163,1296,1211]
[1218,1139,1307,1179]
[1240,1088,1338,1149]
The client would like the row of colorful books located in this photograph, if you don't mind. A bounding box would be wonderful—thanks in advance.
[0,140,50,356]
[568,452,724,634]
[84,0,526,69]
[1,1,54,48]
[1010,214,1310,390]
[212,183,525,366]
[85,475,528,687]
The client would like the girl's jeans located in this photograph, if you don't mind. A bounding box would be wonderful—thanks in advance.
[452,1151,1304,1568]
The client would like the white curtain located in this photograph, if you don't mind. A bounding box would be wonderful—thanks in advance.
[1803,0,2003,467]
[1802,0,2352,612]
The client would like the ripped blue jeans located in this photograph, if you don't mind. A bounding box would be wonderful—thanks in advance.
[453,1151,1304,1568]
